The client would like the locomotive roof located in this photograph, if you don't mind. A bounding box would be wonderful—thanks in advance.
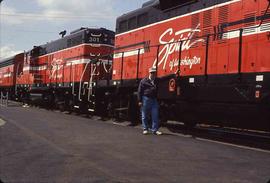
[0,53,24,68]
[0,56,15,68]
[116,0,231,34]
[0,55,16,64]
[142,0,159,8]
[33,27,114,56]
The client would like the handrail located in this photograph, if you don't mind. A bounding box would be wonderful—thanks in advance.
[204,35,210,77]
[238,28,244,75]
[56,64,58,87]
[177,41,183,77]
[88,64,97,101]
[71,63,75,95]
[155,45,160,77]
[15,62,21,96]
[78,59,91,101]
[120,52,124,85]
[136,49,141,82]
[62,63,65,86]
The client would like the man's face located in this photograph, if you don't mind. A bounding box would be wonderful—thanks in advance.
[149,72,156,80]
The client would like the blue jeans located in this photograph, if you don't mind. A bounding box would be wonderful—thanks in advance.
[141,96,159,132]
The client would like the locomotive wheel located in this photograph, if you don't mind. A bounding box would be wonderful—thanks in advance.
[159,106,168,126]
[64,99,73,114]
[107,102,114,118]
[58,102,65,112]
[182,113,198,129]
[54,96,60,110]
[47,94,55,110]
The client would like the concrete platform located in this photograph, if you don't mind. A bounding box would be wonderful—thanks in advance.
[0,105,270,183]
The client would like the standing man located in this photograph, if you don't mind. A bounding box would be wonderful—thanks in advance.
[138,67,162,135]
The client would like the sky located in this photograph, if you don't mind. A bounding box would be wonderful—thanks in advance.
[0,0,148,59]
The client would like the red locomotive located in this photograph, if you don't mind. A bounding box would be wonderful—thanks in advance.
[108,0,270,131]
[1,0,270,132]
[1,27,115,111]
[0,53,24,98]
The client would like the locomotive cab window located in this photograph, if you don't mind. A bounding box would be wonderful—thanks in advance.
[117,13,149,33]
[119,20,128,33]
[137,13,148,27]
[128,17,137,30]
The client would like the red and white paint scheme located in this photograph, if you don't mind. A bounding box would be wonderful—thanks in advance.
[0,53,24,93]
[111,0,270,131]
[17,29,114,88]
[29,43,113,86]
[15,27,115,110]
[113,0,270,80]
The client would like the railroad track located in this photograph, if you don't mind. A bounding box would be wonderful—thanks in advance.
[164,122,270,150]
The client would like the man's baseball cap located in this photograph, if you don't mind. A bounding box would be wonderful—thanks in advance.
[149,67,157,73]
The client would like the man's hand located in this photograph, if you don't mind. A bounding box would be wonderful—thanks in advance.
[138,102,142,107]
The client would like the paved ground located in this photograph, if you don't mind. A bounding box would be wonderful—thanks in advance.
[0,104,270,183]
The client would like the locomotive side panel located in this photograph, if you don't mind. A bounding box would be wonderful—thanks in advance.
[0,53,23,88]
[113,1,246,81]
[0,65,14,87]
[111,0,270,131]
[257,0,270,73]
[113,0,270,80]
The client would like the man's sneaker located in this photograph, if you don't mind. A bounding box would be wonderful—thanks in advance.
[143,130,149,135]
[153,131,163,135]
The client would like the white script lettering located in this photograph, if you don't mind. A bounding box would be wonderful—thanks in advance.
[153,24,204,70]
